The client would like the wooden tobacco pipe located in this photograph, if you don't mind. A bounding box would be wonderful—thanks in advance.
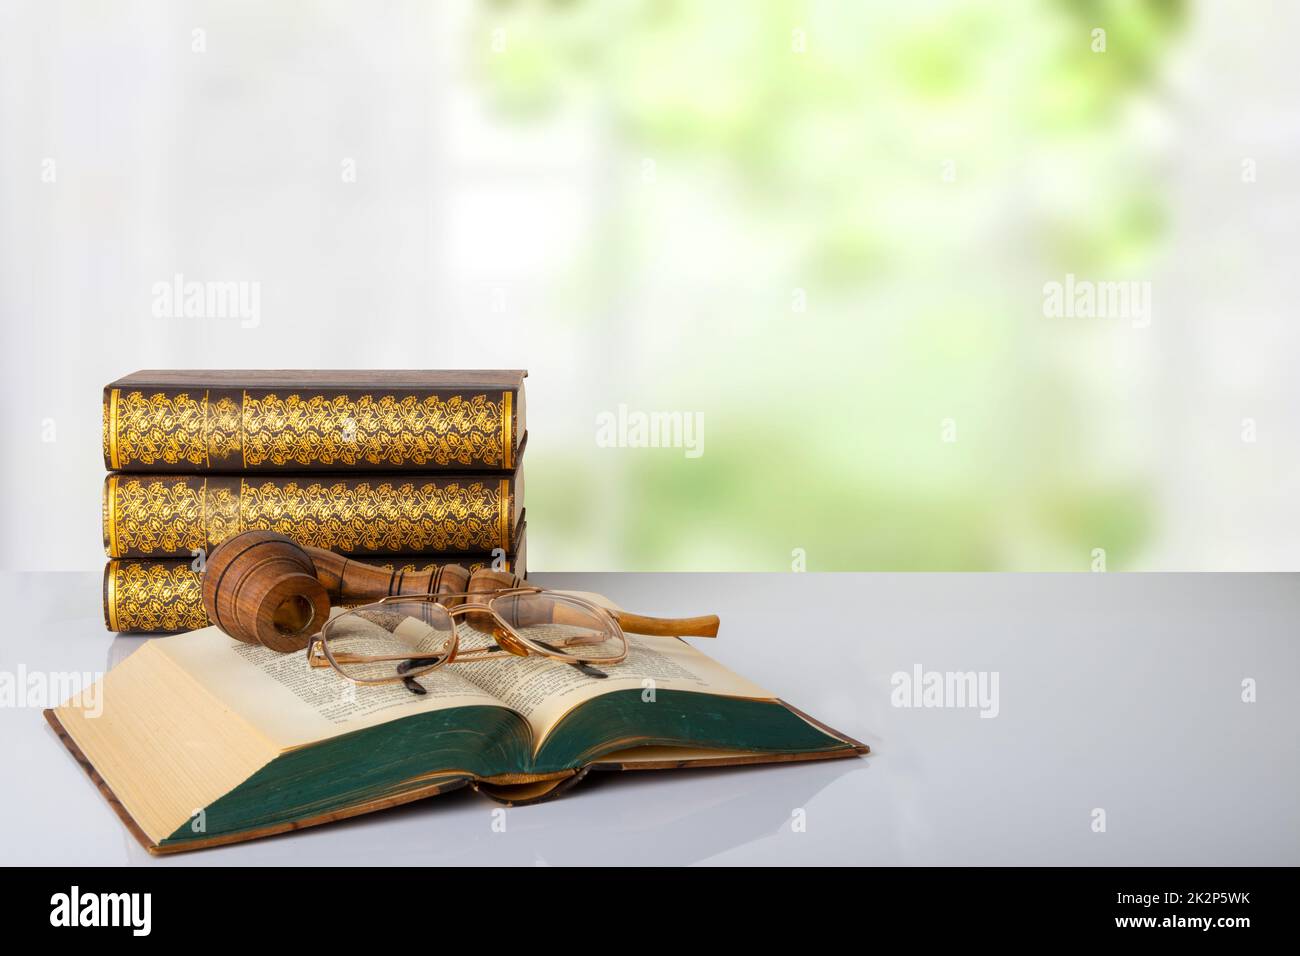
[201,531,473,652]
[201,530,720,652]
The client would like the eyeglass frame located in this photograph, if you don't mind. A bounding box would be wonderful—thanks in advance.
[305,587,629,685]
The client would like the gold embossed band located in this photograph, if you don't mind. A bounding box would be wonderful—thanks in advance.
[202,389,211,469]
[104,475,118,558]
[499,478,510,549]
[502,391,513,470]
[105,561,119,631]
[107,388,120,470]
[240,390,248,470]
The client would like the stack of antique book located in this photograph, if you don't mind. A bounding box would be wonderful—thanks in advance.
[100,370,527,633]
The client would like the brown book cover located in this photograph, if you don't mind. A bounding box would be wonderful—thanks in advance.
[103,370,527,474]
[102,530,528,633]
[102,471,524,558]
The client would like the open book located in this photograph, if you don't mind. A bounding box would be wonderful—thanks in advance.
[48,596,867,854]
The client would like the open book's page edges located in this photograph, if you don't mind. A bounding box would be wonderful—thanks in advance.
[162,705,529,845]
[533,690,850,768]
[161,693,849,846]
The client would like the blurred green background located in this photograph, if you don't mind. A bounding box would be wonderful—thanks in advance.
[12,0,1296,573]
[472,0,1185,570]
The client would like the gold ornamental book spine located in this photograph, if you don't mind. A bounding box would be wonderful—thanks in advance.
[104,551,525,634]
[102,472,523,559]
[103,381,523,473]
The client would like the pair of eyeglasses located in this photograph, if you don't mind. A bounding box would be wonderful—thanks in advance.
[306,588,719,692]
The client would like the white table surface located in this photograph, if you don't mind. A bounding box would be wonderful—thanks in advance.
[1,570,1296,866]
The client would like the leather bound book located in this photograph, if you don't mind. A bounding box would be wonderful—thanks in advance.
[102,532,528,634]
[49,594,867,854]
[103,370,527,474]
[102,471,524,558]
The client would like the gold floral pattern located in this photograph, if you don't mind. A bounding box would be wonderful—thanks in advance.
[108,390,211,469]
[106,560,209,633]
[204,482,241,548]
[242,392,508,469]
[105,388,514,471]
[104,475,515,557]
[105,556,511,632]
[206,395,242,463]
[238,478,508,552]
[105,476,207,557]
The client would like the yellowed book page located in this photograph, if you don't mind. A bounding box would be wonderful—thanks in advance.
[301,588,770,749]
[156,621,508,750]
[449,631,775,749]
[55,641,277,845]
